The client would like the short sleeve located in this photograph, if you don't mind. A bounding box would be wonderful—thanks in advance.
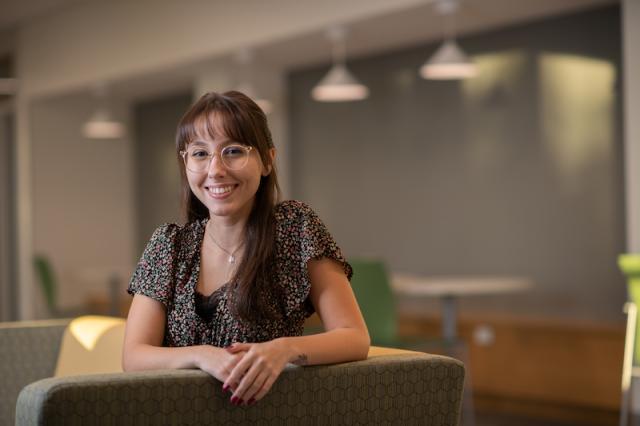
[127,224,179,307]
[275,200,352,317]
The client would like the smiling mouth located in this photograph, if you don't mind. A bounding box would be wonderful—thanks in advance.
[206,185,236,195]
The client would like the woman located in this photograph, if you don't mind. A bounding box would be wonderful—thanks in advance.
[122,91,370,406]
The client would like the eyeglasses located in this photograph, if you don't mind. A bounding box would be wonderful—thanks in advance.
[180,144,254,173]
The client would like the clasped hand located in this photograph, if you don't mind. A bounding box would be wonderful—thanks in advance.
[222,339,291,405]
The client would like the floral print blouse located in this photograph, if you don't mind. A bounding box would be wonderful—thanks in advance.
[127,200,352,348]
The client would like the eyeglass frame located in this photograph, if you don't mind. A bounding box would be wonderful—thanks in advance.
[179,143,254,173]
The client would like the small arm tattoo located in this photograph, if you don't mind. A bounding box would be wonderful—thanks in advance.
[292,353,308,366]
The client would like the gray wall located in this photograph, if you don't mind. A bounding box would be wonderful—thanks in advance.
[0,111,17,320]
[289,6,625,322]
[0,55,16,320]
[30,92,136,313]
[133,92,193,253]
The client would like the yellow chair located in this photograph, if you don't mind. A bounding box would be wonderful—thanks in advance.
[54,315,125,377]
[619,254,640,426]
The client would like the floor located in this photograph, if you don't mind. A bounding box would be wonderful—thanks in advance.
[469,397,620,426]
[475,411,616,426]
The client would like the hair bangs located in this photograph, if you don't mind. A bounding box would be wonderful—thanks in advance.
[176,95,261,152]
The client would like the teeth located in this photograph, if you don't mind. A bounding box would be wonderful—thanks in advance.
[209,186,233,194]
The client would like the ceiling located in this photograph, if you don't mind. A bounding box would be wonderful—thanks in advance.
[0,0,85,32]
[257,0,617,71]
[0,0,618,101]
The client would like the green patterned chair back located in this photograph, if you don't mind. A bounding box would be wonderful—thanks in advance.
[349,259,398,346]
[0,320,69,426]
[16,353,466,425]
[619,254,640,364]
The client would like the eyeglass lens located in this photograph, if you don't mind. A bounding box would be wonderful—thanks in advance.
[185,145,249,172]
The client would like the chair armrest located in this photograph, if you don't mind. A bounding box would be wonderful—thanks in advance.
[0,320,69,426]
[16,354,464,426]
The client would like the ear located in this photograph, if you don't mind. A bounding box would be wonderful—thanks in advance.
[262,148,276,176]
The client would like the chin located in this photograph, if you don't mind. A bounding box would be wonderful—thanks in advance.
[206,202,236,217]
[206,199,254,220]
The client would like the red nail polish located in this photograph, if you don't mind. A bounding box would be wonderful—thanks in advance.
[248,398,255,405]
[222,384,229,392]
[238,399,244,406]
[230,396,237,404]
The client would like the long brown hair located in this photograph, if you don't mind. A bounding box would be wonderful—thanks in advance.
[176,91,282,323]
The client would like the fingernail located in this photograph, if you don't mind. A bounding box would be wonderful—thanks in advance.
[238,399,244,406]
[248,398,255,405]
[222,384,229,392]
[230,396,238,404]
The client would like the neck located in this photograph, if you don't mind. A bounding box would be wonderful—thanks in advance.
[207,197,255,246]
[207,215,247,249]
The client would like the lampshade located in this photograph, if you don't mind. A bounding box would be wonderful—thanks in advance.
[234,48,273,114]
[420,39,477,80]
[311,26,369,102]
[82,108,126,139]
[83,83,126,139]
[312,63,369,102]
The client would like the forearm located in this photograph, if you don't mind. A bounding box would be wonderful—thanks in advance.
[277,327,370,366]
[122,343,205,372]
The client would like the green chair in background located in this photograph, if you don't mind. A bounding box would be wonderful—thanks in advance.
[349,258,465,351]
[349,258,457,350]
[349,258,475,426]
[619,254,640,426]
[304,259,399,342]
[34,255,58,316]
[348,259,400,347]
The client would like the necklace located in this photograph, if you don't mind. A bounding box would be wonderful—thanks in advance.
[207,223,244,264]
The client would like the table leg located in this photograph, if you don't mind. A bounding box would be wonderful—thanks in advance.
[441,295,475,426]
[442,295,457,341]
[620,302,637,426]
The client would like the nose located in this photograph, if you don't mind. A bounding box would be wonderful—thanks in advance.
[207,152,227,177]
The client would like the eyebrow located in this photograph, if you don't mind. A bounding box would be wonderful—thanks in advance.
[189,139,236,148]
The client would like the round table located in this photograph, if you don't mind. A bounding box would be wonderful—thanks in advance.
[392,274,533,341]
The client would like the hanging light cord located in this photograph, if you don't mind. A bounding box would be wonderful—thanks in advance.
[436,0,459,41]
[328,26,347,66]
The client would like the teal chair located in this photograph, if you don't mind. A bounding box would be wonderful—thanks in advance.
[349,258,475,426]
[349,258,454,352]
[348,259,400,347]
[303,259,399,341]
[619,254,640,426]
[34,255,58,316]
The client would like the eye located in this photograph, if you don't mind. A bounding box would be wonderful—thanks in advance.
[222,145,246,157]
[190,149,210,158]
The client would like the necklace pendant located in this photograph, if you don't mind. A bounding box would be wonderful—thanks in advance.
[228,255,235,264]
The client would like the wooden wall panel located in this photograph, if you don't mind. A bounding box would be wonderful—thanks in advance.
[398,313,624,410]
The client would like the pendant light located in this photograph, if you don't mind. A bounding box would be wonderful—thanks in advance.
[234,48,273,114]
[311,26,369,102]
[420,0,477,80]
[82,83,126,139]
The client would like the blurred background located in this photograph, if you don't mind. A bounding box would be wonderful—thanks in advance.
[1,0,639,424]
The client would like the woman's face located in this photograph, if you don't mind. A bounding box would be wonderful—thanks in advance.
[185,118,272,222]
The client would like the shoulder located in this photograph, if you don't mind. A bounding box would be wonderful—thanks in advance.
[148,222,183,244]
[274,200,318,223]
[149,223,179,240]
[145,220,205,252]
[273,200,333,249]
